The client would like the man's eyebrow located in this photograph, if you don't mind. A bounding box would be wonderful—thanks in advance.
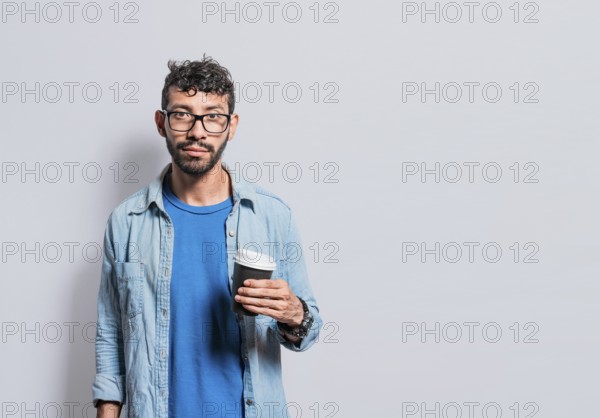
[169,103,193,111]
[168,103,226,112]
[203,104,226,112]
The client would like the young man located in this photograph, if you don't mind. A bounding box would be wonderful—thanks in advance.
[92,57,322,418]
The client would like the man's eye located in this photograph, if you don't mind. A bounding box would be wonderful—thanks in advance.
[173,112,190,119]
[206,114,219,119]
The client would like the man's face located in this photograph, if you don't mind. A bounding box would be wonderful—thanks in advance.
[156,86,238,177]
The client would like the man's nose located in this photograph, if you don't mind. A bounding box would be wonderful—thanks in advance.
[187,118,208,140]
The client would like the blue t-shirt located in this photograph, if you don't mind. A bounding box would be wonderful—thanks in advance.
[163,176,244,418]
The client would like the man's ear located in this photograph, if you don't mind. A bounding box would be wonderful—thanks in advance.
[227,113,239,141]
[155,110,167,137]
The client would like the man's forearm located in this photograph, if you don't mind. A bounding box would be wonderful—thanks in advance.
[96,401,122,418]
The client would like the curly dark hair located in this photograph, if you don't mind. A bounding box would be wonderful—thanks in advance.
[161,56,236,114]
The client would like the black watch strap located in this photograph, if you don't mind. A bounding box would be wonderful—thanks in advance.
[278,297,314,338]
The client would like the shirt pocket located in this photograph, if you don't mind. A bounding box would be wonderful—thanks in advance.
[115,261,144,319]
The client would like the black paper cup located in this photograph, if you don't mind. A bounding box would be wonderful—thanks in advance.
[232,249,276,316]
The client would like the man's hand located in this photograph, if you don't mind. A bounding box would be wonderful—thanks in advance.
[235,279,304,326]
[96,401,122,418]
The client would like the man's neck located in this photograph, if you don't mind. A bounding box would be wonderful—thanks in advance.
[168,162,232,206]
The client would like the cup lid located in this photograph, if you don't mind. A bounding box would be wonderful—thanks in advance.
[234,249,277,271]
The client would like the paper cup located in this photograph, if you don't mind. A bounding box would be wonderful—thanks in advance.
[232,249,276,316]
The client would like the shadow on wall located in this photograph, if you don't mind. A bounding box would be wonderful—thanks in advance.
[64,134,167,413]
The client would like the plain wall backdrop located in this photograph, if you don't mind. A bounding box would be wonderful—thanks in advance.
[1,1,599,416]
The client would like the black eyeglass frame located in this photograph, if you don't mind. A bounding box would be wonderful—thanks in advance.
[161,110,231,134]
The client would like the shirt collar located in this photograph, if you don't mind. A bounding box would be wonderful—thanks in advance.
[130,161,256,215]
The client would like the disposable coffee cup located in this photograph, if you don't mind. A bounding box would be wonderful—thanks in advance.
[232,249,277,316]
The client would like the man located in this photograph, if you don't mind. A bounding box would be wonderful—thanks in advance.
[92,57,322,418]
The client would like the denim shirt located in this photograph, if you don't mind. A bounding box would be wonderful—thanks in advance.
[92,162,323,418]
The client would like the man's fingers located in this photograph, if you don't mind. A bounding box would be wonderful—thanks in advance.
[236,278,298,323]
[243,278,285,288]
[237,286,284,299]
[241,304,284,319]
[236,295,286,310]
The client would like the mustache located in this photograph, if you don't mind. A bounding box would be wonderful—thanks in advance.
[176,141,214,152]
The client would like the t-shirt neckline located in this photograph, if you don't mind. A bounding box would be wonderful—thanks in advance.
[162,174,233,215]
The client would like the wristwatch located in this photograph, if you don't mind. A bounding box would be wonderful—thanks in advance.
[277,297,314,338]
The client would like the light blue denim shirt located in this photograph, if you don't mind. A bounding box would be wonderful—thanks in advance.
[92,162,322,418]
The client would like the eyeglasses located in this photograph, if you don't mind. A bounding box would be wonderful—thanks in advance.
[161,110,231,134]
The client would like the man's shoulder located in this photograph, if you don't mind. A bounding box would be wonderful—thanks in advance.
[105,164,169,226]
[240,180,293,216]
[114,186,149,212]
[105,184,152,227]
[253,184,291,209]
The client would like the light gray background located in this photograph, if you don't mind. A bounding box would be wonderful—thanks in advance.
[1,1,599,417]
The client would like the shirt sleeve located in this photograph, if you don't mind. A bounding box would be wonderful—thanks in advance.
[274,207,323,352]
[91,215,127,406]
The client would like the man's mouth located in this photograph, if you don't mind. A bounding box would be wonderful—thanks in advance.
[182,146,210,157]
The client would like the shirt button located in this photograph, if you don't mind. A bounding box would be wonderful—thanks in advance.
[161,350,166,359]
[162,309,168,318]
[228,230,236,237]
[246,399,253,406]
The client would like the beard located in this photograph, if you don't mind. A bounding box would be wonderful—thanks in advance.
[165,133,228,177]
